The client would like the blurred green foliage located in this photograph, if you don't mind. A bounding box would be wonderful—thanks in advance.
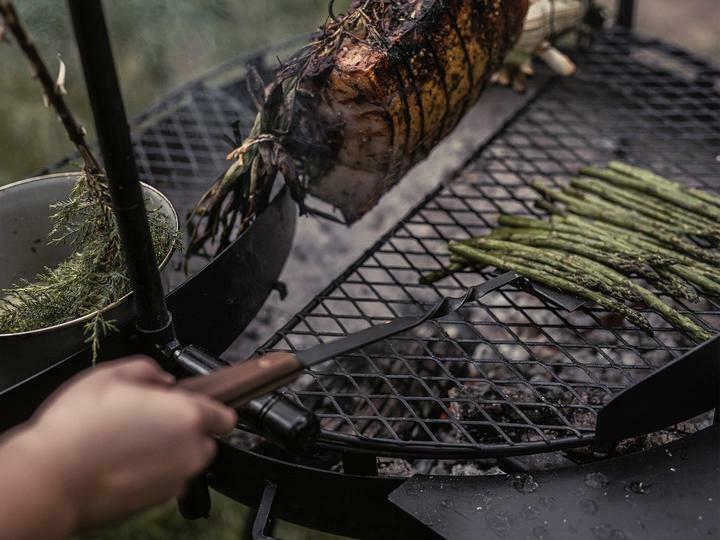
[77,492,344,540]
[0,0,350,183]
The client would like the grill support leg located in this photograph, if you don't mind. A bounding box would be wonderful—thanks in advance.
[177,475,211,519]
[250,482,278,540]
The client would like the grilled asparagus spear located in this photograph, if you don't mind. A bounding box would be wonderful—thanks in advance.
[425,162,719,342]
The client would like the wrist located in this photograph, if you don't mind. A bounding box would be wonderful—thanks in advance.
[0,424,80,539]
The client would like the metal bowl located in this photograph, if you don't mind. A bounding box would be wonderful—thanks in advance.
[0,172,178,390]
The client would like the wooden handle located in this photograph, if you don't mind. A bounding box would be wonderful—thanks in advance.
[177,352,302,406]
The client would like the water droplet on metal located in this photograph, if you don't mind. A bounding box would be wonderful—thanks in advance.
[591,524,610,539]
[585,472,609,489]
[521,505,540,520]
[580,499,599,516]
[626,480,650,494]
[486,513,512,538]
[510,473,539,493]
[590,524,626,539]
[670,467,676,472]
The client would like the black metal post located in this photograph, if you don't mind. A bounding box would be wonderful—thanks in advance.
[66,2,318,520]
[616,0,635,29]
[67,0,173,341]
[68,0,213,519]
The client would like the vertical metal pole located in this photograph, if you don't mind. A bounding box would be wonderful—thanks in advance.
[67,0,173,340]
[68,0,214,520]
[616,0,635,29]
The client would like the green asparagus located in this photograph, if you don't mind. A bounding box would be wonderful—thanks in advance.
[422,162,719,342]
[448,242,655,335]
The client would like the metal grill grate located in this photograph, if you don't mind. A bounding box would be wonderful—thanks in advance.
[41,41,301,287]
[259,30,720,458]
[129,85,253,287]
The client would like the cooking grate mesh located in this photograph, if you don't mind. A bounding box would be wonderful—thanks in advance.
[41,42,298,287]
[259,30,720,458]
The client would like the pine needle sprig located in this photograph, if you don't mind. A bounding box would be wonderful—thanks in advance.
[0,200,178,339]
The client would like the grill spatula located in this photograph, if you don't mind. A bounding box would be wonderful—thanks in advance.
[178,271,585,405]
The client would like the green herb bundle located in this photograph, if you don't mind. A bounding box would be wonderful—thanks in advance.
[0,171,177,356]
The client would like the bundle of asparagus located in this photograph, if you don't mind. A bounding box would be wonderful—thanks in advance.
[424,162,720,342]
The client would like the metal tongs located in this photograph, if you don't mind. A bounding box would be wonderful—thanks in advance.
[178,271,585,404]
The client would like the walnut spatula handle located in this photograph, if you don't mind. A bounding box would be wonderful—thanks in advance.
[177,351,303,407]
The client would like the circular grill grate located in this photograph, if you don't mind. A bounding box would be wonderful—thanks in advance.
[260,30,720,458]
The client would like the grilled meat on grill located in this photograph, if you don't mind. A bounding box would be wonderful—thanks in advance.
[188,0,529,256]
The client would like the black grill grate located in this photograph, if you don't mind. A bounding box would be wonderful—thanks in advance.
[259,30,720,458]
[41,41,301,287]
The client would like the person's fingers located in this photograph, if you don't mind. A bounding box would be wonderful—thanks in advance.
[189,395,238,436]
[197,438,218,469]
[180,440,217,485]
[106,356,175,386]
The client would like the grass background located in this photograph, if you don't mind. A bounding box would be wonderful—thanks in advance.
[79,492,344,540]
[0,0,352,184]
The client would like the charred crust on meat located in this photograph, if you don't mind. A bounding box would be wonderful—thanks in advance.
[187,0,529,256]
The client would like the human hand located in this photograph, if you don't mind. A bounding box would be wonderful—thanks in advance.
[4,356,236,537]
